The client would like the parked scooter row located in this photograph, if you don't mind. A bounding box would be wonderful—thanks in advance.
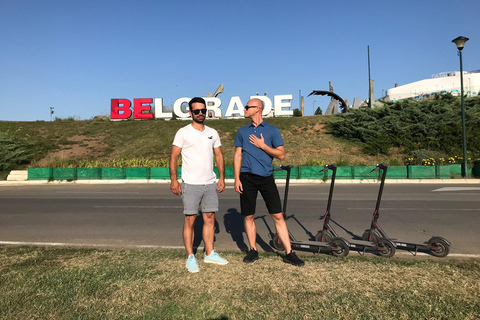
[271,165,350,257]
[271,164,450,258]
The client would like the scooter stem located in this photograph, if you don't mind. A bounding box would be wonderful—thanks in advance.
[283,166,291,215]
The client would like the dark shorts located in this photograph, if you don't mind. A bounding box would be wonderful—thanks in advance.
[239,172,282,216]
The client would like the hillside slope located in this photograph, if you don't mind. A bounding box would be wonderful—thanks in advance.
[0,115,406,173]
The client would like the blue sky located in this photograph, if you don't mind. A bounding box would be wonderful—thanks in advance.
[1,0,479,121]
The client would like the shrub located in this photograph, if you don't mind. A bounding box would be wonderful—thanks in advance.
[328,95,480,157]
[0,132,35,171]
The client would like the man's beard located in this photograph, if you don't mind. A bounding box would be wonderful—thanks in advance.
[193,115,205,124]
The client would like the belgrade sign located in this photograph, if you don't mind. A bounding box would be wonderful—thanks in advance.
[111,95,294,120]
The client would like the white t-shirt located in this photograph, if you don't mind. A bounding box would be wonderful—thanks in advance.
[172,124,221,185]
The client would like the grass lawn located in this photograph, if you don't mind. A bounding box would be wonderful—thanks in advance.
[0,116,406,171]
[1,246,479,319]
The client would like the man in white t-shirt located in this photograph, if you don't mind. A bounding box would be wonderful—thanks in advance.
[170,97,227,273]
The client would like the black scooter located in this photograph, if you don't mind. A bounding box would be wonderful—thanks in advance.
[271,165,350,257]
[362,163,451,257]
[315,164,396,258]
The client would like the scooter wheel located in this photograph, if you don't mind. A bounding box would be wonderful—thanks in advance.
[429,238,450,257]
[330,239,349,257]
[363,230,380,243]
[362,230,370,241]
[272,233,285,251]
[377,239,395,258]
[315,230,332,243]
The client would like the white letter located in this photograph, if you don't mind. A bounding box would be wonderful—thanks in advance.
[173,97,191,119]
[204,97,222,118]
[154,98,173,119]
[273,95,293,117]
[225,96,244,118]
[249,96,272,116]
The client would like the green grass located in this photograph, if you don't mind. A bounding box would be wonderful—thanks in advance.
[0,116,406,171]
[1,246,479,320]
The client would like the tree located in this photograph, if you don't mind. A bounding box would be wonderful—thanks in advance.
[314,107,323,115]
[293,108,302,117]
[327,95,480,157]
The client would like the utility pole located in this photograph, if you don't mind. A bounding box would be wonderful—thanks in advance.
[299,89,301,110]
[368,45,372,109]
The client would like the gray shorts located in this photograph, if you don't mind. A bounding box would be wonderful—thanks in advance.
[181,182,219,215]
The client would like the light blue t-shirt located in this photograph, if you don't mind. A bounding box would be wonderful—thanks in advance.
[234,121,284,177]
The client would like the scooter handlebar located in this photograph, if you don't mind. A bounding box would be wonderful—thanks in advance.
[370,163,388,173]
[378,163,388,170]
[321,163,337,172]
[274,165,294,172]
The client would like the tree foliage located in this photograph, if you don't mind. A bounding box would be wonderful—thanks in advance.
[0,132,36,171]
[0,131,54,172]
[293,108,302,117]
[327,94,480,157]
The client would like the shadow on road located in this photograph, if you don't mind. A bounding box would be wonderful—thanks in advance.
[223,208,273,253]
[319,214,363,240]
[192,212,221,254]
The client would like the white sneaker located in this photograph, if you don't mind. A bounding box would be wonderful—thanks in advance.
[204,249,228,265]
[186,254,199,273]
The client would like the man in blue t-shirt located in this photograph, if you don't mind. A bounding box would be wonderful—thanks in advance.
[233,98,304,266]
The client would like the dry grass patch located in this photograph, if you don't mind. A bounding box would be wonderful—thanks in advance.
[1,246,479,319]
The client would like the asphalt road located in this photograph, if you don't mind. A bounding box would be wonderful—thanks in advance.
[1,183,479,257]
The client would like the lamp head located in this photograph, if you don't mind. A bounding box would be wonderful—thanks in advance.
[452,36,469,51]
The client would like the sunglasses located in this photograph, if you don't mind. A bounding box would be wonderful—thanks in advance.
[191,108,207,115]
[244,105,258,111]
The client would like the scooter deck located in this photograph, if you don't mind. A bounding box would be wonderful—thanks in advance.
[291,240,331,249]
[390,238,429,249]
[347,239,378,248]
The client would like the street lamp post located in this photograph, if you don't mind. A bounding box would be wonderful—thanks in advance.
[313,100,316,115]
[452,36,469,178]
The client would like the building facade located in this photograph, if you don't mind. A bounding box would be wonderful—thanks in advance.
[385,70,480,102]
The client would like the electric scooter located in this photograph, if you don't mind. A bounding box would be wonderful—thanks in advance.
[271,165,350,257]
[314,164,396,258]
[362,163,451,257]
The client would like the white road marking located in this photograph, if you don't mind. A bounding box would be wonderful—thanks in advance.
[0,240,186,250]
[347,208,480,211]
[93,205,183,208]
[433,187,480,192]
[57,191,141,194]
[1,241,479,258]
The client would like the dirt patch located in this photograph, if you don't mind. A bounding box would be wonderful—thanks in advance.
[35,128,49,139]
[48,135,108,159]
[320,146,343,155]
[221,132,231,139]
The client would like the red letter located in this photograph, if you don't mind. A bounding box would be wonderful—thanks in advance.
[134,98,154,119]
[111,99,132,119]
